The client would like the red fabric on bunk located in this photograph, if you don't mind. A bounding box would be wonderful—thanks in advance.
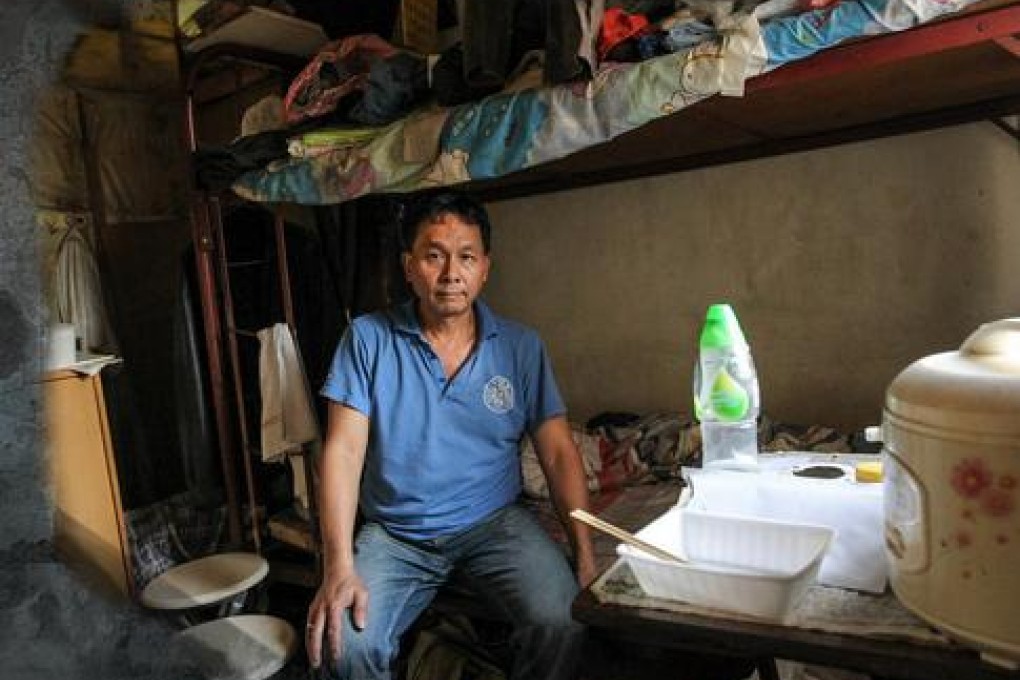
[283,34,398,125]
[598,7,652,60]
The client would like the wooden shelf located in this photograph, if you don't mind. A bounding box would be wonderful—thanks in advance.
[185,7,328,58]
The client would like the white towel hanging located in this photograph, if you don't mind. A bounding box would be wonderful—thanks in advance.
[52,218,118,354]
[257,323,318,462]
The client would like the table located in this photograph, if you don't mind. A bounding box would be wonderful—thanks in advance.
[573,562,1020,680]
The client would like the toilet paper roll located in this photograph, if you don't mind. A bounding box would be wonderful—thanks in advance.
[46,323,76,370]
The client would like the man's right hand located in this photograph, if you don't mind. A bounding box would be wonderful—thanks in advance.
[305,568,369,670]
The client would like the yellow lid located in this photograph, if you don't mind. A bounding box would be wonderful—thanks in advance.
[855,461,883,483]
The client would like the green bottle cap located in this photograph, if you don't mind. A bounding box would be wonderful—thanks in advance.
[699,303,746,350]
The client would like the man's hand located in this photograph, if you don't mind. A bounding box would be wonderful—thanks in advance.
[305,567,369,670]
[309,403,371,668]
[576,553,598,589]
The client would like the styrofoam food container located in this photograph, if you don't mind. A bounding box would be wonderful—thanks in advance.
[617,507,835,620]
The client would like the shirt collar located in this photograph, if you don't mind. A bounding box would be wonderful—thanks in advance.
[391,298,500,341]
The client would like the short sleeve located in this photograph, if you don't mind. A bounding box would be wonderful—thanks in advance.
[523,336,566,433]
[320,323,373,417]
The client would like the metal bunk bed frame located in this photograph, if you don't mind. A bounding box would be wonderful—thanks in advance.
[182,44,322,582]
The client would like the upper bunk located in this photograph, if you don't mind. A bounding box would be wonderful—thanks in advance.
[185,0,1020,206]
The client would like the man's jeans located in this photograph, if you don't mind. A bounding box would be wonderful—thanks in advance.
[321,503,584,680]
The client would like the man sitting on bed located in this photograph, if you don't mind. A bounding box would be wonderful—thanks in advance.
[305,190,595,680]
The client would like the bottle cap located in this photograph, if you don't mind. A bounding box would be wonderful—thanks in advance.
[700,303,747,350]
[855,461,884,483]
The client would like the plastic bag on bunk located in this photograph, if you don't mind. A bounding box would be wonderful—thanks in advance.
[284,34,397,125]
[283,34,428,127]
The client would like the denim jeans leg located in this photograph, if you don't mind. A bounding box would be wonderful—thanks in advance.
[325,523,450,680]
[452,504,586,680]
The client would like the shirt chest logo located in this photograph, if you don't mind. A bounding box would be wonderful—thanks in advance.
[483,375,514,414]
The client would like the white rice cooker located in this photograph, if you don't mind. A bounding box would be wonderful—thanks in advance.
[883,318,1020,668]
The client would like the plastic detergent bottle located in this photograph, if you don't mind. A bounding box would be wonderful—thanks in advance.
[693,303,760,471]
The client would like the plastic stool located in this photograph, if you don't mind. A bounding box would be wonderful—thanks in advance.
[141,552,269,614]
[175,614,298,680]
[142,553,297,679]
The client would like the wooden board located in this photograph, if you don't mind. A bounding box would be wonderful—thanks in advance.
[185,6,328,58]
[43,371,133,598]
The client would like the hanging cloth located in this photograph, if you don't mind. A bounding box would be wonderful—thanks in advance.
[52,218,118,355]
[258,323,319,519]
[257,323,318,461]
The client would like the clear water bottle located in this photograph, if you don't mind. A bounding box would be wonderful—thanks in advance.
[693,303,760,471]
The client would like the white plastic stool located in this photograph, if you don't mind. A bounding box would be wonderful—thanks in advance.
[141,552,269,615]
[175,614,298,680]
[142,553,297,680]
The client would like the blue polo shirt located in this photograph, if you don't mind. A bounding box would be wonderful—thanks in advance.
[321,299,566,541]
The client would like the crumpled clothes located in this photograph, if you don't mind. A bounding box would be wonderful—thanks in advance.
[284,34,428,127]
[583,411,855,481]
[193,130,290,192]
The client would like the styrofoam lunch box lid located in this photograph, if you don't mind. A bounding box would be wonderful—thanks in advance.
[616,507,834,620]
[617,508,834,580]
[885,318,1020,439]
[679,509,834,574]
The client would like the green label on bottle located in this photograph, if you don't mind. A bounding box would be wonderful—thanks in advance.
[709,368,750,421]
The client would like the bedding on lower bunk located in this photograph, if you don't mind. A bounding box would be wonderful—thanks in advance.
[229,0,984,206]
[521,412,871,572]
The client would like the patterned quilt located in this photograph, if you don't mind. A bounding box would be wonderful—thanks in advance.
[232,0,982,206]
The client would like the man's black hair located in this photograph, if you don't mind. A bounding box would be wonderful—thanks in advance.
[399,191,492,253]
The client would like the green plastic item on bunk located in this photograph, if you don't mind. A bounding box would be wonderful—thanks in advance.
[296,127,381,146]
[288,127,382,157]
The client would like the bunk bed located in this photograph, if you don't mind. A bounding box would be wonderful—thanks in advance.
[226,0,1020,206]
[180,0,1020,582]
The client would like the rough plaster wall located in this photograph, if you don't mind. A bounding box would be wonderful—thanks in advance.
[0,1,73,549]
[485,124,1020,431]
[0,3,199,678]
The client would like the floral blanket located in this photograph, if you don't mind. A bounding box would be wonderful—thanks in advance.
[231,0,981,206]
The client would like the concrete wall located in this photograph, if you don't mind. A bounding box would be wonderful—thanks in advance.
[483,123,1020,430]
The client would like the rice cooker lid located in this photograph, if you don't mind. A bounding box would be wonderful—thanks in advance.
[885,318,1020,438]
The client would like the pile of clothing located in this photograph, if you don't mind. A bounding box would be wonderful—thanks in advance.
[192,0,842,190]
[520,410,866,499]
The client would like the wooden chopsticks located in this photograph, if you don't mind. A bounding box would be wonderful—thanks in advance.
[570,509,687,565]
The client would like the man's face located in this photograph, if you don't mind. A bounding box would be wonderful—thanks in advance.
[403,212,490,322]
